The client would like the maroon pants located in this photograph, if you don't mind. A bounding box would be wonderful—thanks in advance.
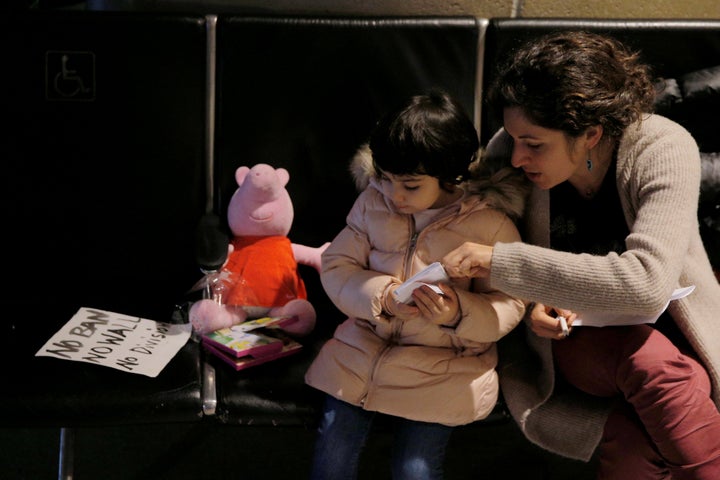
[553,325,720,480]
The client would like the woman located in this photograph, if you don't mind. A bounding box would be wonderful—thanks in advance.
[442,31,720,479]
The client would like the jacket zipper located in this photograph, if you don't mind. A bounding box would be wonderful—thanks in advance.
[360,199,471,405]
[403,215,418,281]
[397,215,418,342]
[361,216,417,406]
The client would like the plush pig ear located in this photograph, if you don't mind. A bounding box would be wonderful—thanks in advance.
[276,167,290,187]
[235,166,250,185]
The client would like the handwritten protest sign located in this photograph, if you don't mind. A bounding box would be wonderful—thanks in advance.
[36,307,192,377]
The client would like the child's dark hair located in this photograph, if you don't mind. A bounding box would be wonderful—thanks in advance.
[369,89,479,187]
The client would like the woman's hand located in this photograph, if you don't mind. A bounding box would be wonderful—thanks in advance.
[527,302,577,340]
[442,242,493,278]
[412,283,460,327]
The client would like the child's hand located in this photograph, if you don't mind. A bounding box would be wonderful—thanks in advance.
[412,283,460,327]
[384,284,419,317]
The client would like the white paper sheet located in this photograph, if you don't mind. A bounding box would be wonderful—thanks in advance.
[36,307,192,377]
[573,285,695,327]
[393,262,449,304]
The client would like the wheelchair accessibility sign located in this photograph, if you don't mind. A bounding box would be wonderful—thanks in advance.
[45,51,95,101]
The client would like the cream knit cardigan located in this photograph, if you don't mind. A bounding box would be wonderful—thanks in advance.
[486,114,720,461]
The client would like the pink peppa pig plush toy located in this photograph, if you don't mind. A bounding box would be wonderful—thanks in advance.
[189,163,329,336]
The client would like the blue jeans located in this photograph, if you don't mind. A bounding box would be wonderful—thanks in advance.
[310,394,454,480]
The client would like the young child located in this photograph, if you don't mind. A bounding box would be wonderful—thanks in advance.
[304,89,528,479]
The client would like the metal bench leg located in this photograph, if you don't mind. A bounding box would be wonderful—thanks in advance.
[58,427,75,480]
[202,360,217,416]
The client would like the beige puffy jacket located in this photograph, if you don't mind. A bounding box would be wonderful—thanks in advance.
[305,146,528,426]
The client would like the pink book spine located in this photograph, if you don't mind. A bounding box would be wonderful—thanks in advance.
[204,341,302,371]
[202,331,284,358]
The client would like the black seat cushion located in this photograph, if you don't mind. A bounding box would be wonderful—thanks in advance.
[0,11,209,426]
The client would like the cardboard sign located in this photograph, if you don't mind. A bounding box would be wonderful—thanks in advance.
[36,307,192,377]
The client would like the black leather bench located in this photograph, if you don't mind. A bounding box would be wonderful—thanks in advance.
[0,11,210,478]
[207,15,505,427]
[207,16,720,430]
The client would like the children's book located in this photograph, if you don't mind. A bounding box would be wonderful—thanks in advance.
[203,334,303,371]
[224,314,299,333]
[201,316,303,370]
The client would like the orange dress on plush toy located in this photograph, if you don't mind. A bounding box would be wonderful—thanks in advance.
[224,235,308,307]
[188,163,328,336]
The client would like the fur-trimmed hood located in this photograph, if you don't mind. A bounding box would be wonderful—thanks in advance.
[349,143,530,220]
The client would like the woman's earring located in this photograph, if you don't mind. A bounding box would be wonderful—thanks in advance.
[586,157,593,172]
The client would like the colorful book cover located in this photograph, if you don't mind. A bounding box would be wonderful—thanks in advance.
[202,329,284,358]
[203,335,303,371]
[200,316,301,364]
[232,315,298,332]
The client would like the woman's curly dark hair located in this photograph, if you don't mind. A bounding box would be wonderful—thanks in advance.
[487,31,657,139]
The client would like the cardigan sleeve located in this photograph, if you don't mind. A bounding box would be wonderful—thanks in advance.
[490,115,701,317]
[450,209,527,343]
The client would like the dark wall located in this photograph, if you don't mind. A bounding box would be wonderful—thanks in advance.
[1,11,208,337]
